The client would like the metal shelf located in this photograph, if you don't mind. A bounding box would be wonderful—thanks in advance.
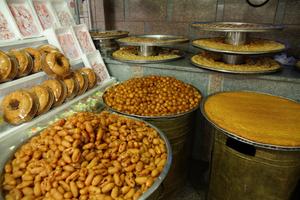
[0,77,116,141]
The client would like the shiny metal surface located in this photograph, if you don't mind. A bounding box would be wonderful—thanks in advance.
[139,45,157,56]
[222,54,245,65]
[90,30,129,40]
[225,32,247,45]
[112,49,185,64]
[191,22,284,32]
[117,35,189,47]
[190,58,282,74]
[200,91,300,151]
[191,41,285,55]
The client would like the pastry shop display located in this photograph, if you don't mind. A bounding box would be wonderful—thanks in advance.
[90,30,129,55]
[38,44,60,54]
[191,22,284,74]
[113,34,188,63]
[74,70,89,95]
[42,51,71,79]
[0,50,18,83]
[192,52,281,74]
[29,85,54,115]
[112,47,182,63]
[79,68,97,89]
[192,38,285,54]
[9,49,33,78]
[103,75,202,117]
[63,74,80,100]
[1,90,38,125]
[1,111,170,200]
[42,79,67,107]
[24,47,43,73]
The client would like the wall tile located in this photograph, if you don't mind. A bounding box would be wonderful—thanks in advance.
[125,0,168,21]
[104,0,125,22]
[90,0,105,22]
[283,0,300,25]
[144,22,189,36]
[223,0,278,23]
[111,22,145,34]
[172,0,217,22]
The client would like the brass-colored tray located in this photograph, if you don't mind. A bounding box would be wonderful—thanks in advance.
[190,58,282,74]
[192,41,285,55]
[117,35,189,46]
[191,22,284,32]
[90,30,129,40]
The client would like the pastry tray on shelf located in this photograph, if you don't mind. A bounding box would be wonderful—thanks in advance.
[117,34,189,47]
[191,22,284,32]
[90,30,129,40]
[192,41,286,55]
[0,77,116,141]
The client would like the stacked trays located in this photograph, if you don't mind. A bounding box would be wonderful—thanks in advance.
[112,35,189,63]
[191,22,285,74]
[90,30,129,56]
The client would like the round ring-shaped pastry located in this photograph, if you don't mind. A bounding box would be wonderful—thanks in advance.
[29,85,54,115]
[24,47,42,73]
[42,52,71,79]
[9,49,33,78]
[0,50,18,83]
[1,90,38,125]
[80,68,97,89]
[63,74,80,100]
[74,70,89,95]
[38,44,60,54]
[42,79,67,107]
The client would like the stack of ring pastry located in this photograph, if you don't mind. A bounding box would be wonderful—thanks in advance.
[42,79,67,107]
[0,50,18,83]
[1,90,39,125]
[74,70,89,95]
[63,74,80,100]
[38,44,60,54]
[80,68,97,89]
[9,49,33,78]
[29,85,54,115]
[42,51,71,79]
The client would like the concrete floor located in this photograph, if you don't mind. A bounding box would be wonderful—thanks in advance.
[166,182,206,200]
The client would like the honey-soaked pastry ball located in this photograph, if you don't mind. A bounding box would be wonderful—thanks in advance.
[103,75,202,116]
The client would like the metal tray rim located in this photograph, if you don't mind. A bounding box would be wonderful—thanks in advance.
[90,30,129,40]
[200,91,300,151]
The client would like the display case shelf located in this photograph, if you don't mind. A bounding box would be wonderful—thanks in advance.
[0,77,116,141]
[0,36,47,48]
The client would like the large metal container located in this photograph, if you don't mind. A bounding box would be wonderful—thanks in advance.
[103,90,200,198]
[0,111,172,200]
[201,91,300,200]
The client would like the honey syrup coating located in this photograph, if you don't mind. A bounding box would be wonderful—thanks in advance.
[63,74,80,100]
[42,52,71,79]
[9,49,33,78]
[1,90,38,125]
[29,85,54,115]
[74,70,89,95]
[0,50,18,83]
[24,47,43,73]
[42,79,67,107]
[103,75,202,116]
[2,112,168,200]
[79,68,97,89]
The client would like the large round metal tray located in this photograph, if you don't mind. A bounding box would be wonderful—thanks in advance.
[102,83,202,119]
[0,111,172,200]
[192,41,286,55]
[117,34,189,46]
[191,22,284,32]
[190,58,282,74]
[112,49,185,64]
[90,30,129,40]
[200,91,300,151]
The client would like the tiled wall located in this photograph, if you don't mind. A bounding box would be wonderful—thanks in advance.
[90,0,300,56]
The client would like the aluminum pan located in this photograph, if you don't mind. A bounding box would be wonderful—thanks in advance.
[190,58,282,75]
[191,22,284,32]
[200,91,300,151]
[111,51,184,64]
[117,35,189,47]
[102,83,202,119]
[90,30,129,40]
[0,111,172,200]
[192,41,286,55]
